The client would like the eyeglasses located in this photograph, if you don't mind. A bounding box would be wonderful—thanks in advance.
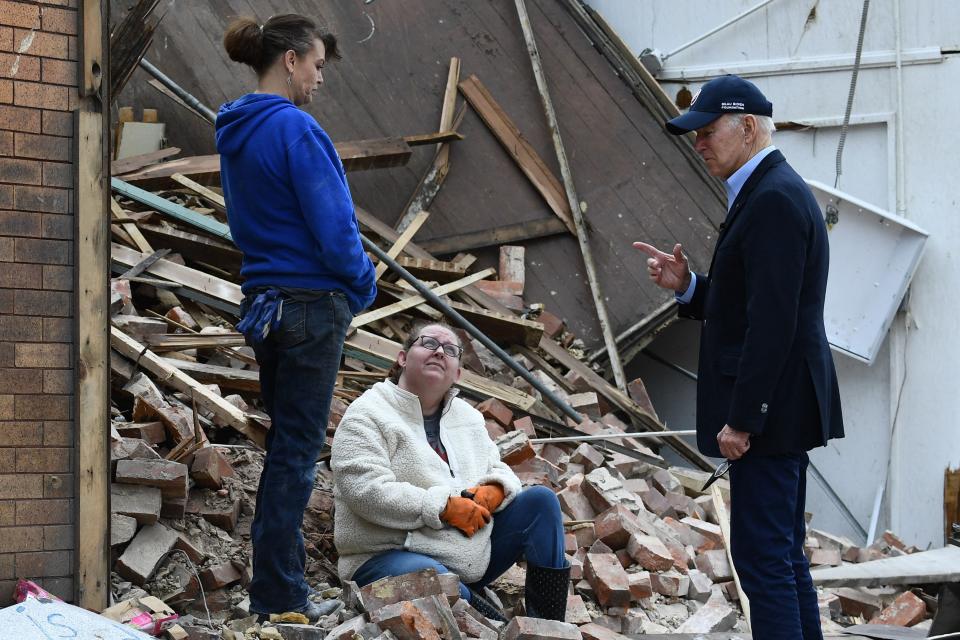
[414,335,463,358]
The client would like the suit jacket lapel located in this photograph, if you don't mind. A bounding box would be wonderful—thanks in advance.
[706,150,786,276]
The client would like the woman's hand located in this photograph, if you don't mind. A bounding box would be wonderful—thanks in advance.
[466,483,505,513]
[441,496,491,537]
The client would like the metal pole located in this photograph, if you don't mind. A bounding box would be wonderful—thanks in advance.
[662,0,777,62]
[360,235,586,425]
[138,58,217,124]
[808,461,868,543]
[514,0,629,394]
[531,430,696,444]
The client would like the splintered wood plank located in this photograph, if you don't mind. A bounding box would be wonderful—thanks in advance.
[352,268,496,328]
[394,256,466,282]
[402,131,464,146]
[344,329,536,411]
[171,172,227,213]
[375,210,431,280]
[458,74,575,235]
[110,197,154,253]
[711,485,751,627]
[112,243,242,307]
[418,217,568,255]
[111,327,266,447]
[146,333,246,351]
[446,300,543,347]
[138,223,242,273]
[162,358,261,392]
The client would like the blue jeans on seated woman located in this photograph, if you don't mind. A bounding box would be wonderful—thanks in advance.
[351,485,566,601]
[244,291,352,615]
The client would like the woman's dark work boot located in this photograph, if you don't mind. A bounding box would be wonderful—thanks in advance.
[524,563,570,621]
[467,588,507,623]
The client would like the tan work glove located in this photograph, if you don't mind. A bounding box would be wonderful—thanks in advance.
[466,483,505,513]
[441,496,491,537]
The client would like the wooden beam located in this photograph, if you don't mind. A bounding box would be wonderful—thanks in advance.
[344,329,536,411]
[514,0,629,393]
[162,358,261,392]
[110,145,180,175]
[110,327,266,447]
[402,131,464,146]
[112,177,233,241]
[110,197,154,253]
[394,256,466,283]
[138,223,242,273]
[418,217,568,255]
[375,210,430,280]
[458,74,576,235]
[352,268,496,328]
[146,333,246,350]
[446,300,543,348]
[76,0,110,611]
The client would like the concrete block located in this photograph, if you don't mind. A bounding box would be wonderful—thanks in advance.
[115,522,179,585]
[111,483,162,525]
[626,534,673,572]
[584,553,631,608]
[808,548,842,567]
[686,569,714,602]
[500,616,582,640]
[675,591,737,633]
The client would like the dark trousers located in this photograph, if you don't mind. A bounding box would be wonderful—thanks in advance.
[729,452,822,640]
[351,486,566,601]
[245,293,351,614]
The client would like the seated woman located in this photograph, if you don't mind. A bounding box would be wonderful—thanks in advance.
[331,322,569,621]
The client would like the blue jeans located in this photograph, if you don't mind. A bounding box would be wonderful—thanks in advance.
[730,452,822,640]
[351,485,566,601]
[245,292,352,614]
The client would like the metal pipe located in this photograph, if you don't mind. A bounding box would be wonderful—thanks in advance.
[531,430,696,444]
[641,349,698,382]
[662,0,777,61]
[808,461,868,543]
[360,235,586,424]
[138,58,217,124]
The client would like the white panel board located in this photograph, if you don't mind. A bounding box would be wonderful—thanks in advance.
[808,180,928,364]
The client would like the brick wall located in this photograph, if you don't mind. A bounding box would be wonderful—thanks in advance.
[0,0,78,604]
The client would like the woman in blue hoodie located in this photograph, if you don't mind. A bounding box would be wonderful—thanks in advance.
[216,14,376,623]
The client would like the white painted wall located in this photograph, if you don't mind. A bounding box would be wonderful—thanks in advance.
[587,0,960,548]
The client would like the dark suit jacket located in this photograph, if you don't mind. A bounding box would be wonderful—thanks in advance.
[679,150,844,457]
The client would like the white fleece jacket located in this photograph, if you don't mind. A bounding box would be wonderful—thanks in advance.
[330,381,523,583]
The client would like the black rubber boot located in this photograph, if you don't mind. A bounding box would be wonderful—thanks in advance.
[524,563,570,621]
[467,588,507,623]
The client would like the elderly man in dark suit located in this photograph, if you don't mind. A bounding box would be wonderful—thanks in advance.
[634,75,843,639]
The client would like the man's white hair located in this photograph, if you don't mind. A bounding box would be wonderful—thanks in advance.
[726,112,776,136]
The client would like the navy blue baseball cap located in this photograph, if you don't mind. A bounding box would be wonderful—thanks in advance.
[665,75,773,135]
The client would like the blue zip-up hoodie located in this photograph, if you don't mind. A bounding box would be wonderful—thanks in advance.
[215,93,376,314]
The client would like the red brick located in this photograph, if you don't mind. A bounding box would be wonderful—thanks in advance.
[869,591,926,626]
[15,237,71,263]
[650,570,689,597]
[16,498,70,525]
[41,264,70,291]
[38,576,72,601]
[115,523,179,585]
[116,459,188,497]
[584,553,631,608]
[0,183,11,206]
[476,397,513,427]
[15,394,70,419]
[190,447,223,490]
[0,394,12,418]
[0,474,43,499]
[0,554,12,579]
[41,213,71,239]
[0,2,41,29]
[0,364,43,393]
[0,79,11,105]
[0,447,13,469]
[0,104,41,132]
[40,109,70,136]
[13,81,68,110]
[42,370,71,395]
[0,158,41,184]
[41,57,75,85]
[0,210,41,237]
[0,525,43,552]
[13,29,68,59]
[43,473,71,499]
[40,7,76,35]
[15,185,69,213]
[0,26,11,51]
[16,447,70,472]
[41,162,70,187]
[15,549,70,577]
[0,421,42,444]
[15,342,69,367]
[594,505,644,551]
[501,617,582,640]
[512,415,536,437]
[0,131,11,154]
[42,317,71,341]
[694,549,733,582]
[627,533,674,572]
[0,51,40,82]
[0,501,14,525]
[0,264,41,289]
[628,571,652,600]
[199,562,242,591]
[0,237,12,261]
[680,517,724,550]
